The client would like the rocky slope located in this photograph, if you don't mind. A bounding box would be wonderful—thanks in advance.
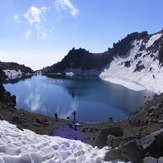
[42,30,163,94]
[0,62,33,81]
[0,62,33,73]
[0,69,16,107]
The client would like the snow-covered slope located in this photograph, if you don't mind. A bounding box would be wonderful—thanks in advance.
[100,32,163,94]
[0,120,129,163]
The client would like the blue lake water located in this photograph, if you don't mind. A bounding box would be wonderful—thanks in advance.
[4,75,154,122]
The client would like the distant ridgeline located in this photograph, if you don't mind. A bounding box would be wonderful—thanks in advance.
[0,62,33,73]
[42,30,163,74]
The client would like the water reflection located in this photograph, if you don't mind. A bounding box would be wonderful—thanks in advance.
[4,75,154,122]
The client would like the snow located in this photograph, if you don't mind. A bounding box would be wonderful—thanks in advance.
[65,72,74,77]
[102,77,145,91]
[3,69,23,80]
[0,120,128,163]
[65,68,100,76]
[146,33,162,48]
[100,33,163,94]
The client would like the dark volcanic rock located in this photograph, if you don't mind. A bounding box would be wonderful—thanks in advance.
[9,95,16,107]
[105,148,127,162]
[107,128,163,163]
[12,115,23,124]
[42,48,113,73]
[137,128,163,158]
[107,135,122,148]
[121,140,144,163]
[0,69,5,102]
[0,84,5,102]
[0,62,33,73]
[93,126,124,148]
[143,157,157,163]
[0,68,17,106]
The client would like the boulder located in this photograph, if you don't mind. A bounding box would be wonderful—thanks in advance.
[12,115,23,124]
[143,157,157,163]
[93,126,124,148]
[137,128,163,158]
[10,95,16,107]
[104,148,126,162]
[36,118,43,124]
[107,135,122,148]
[158,157,163,163]
[6,91,11,96]
[121,140,143,163]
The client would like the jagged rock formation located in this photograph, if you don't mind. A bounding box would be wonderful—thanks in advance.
[42,48,113,74]
[0,69,16,107]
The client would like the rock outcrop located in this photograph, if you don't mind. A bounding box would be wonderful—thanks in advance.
[104,128,163,163]
[0,62,33,73]
[93,126,124,148]
[0,69,16,107]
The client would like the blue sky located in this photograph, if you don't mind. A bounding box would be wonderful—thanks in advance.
[0,0,162,70]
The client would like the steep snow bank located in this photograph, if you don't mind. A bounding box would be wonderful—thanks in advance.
[146,33,162,48]
[0,120,129,163]
[102,77,145,91]
[100,36,163,94]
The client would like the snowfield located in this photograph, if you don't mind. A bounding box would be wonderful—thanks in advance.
[0,120,128,163]
[64,32,163,94]
[101,77,146,91]
[100,35,163,94]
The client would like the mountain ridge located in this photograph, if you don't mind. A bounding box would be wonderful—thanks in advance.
[0,62,33,73]
[42,30,163,94]
[42,30,163,74]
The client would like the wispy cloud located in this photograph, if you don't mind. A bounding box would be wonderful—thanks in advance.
[23,6,47,25]
[13,14,19,21]
[54,0,79,17]
[24,30,31,40]
[22,6,52,40]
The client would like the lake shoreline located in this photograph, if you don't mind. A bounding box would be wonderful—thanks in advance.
[4,74,155,123]
[0,85,163,162]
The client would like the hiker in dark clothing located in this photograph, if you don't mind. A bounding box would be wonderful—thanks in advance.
[54,112,58,122]
[72,111,76,121]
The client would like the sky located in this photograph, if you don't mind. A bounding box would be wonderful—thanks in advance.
[0,0,162,70]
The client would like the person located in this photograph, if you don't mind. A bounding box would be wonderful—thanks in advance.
[109,117,113,122]
[54,112,58,122]
[72,111,76,121]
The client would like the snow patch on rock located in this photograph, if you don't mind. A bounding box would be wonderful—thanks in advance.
[3,69,23,80]
[146,33,162,48]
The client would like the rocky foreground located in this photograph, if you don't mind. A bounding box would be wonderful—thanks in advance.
[0,72,163,163]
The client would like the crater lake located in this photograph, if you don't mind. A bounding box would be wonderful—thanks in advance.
[4,75,154,122]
